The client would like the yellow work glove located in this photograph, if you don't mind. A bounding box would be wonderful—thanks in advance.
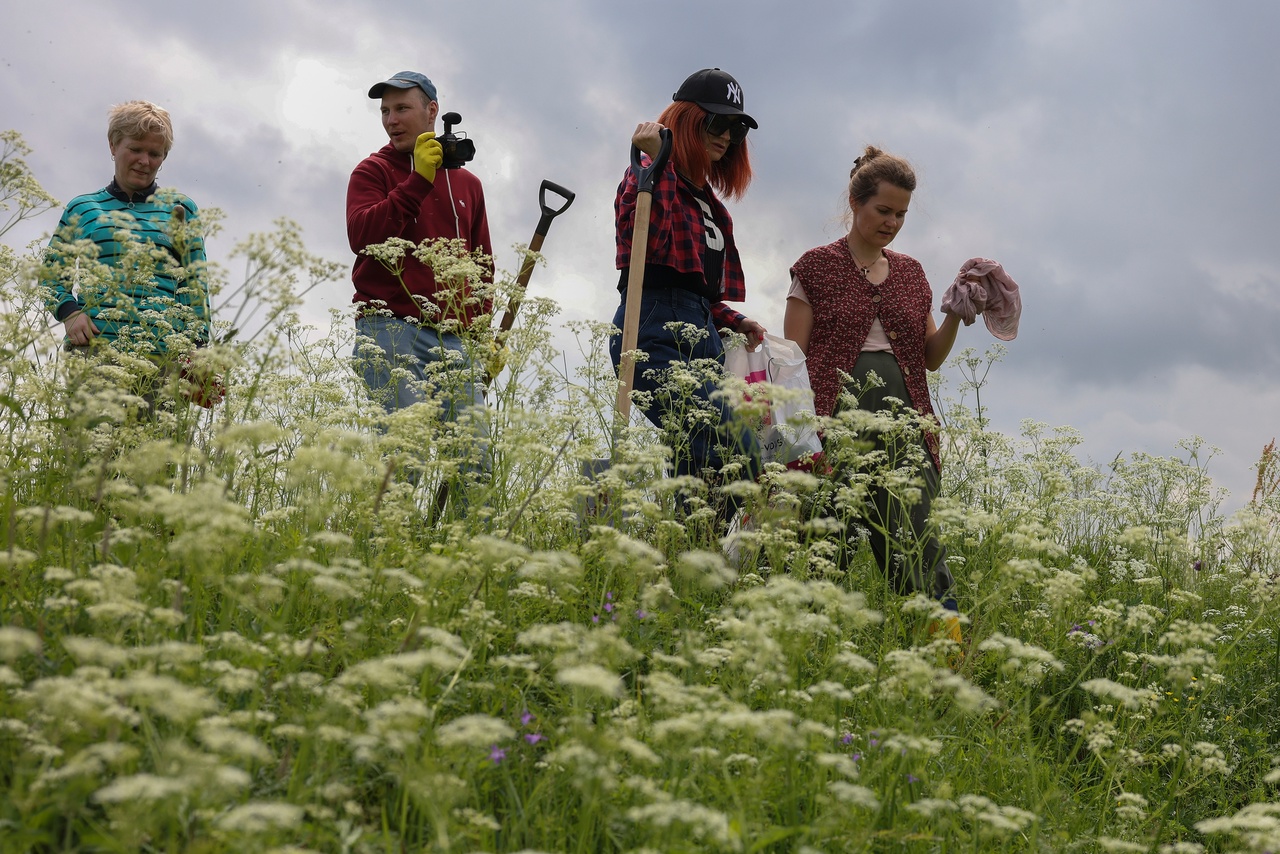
[484,339,510,380]
[413,132,443,183]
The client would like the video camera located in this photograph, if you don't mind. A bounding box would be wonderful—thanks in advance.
[439,112,476,170]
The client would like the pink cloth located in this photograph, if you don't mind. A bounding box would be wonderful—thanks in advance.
[941,257,1021,341]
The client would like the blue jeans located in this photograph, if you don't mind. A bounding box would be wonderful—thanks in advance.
[609,287,760,486]
[354,315,484,416]
[354,315,490,483]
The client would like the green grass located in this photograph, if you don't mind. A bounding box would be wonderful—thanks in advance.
[3,131,1280,853]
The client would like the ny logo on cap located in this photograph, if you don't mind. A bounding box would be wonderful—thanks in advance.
[726,82,742,105]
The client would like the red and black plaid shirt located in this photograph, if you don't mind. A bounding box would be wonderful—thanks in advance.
[614,157,747,331]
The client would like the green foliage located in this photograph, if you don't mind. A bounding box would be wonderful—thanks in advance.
[0,131,59,241]
[3,133,1280,853]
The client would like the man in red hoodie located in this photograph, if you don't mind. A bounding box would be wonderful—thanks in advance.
[347,70,493,418]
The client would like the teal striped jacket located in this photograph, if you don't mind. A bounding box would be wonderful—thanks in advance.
[42,179,210,353]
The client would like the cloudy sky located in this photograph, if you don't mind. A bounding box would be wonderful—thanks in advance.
[3,0,1278,509]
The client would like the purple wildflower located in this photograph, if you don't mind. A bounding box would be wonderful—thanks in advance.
[489,745,506,764]
[521,710,534,727]
[525,733,545,745]
[840,733,854,745]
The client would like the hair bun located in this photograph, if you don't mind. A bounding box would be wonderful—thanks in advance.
[851,146,885,176]
[845,144,916,209]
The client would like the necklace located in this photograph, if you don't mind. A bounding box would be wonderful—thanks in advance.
[846,235,881,277]
[851,250,881,277]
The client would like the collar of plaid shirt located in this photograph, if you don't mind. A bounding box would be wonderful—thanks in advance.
[614,156,746,305]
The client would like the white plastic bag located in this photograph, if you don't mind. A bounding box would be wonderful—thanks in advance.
[724,334,823,467]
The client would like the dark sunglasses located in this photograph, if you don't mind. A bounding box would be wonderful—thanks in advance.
[704,113,750,144]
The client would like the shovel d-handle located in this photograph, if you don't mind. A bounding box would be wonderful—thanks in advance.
[499,179,577,339]
[630,128,673,194]
[615,129,673,423]
[535,180,575,238]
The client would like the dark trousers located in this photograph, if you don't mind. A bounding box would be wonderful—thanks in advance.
[609,287,761,488]
[830,351,955,605]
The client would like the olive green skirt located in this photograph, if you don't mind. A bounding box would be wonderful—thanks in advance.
[829,350,954,605]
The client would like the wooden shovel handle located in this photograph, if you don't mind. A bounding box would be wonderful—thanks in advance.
[615,190,654,421]
[614,129,673,423]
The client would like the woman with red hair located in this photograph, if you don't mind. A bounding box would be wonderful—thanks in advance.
[609,68,766,515]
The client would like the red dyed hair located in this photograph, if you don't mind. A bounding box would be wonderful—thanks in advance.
[656,101,752,200]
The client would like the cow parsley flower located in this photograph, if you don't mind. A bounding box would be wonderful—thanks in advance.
[978,633,1064,684]
[827,782,880,810]
[956,794,1039,836]
[214,801,305,833]
[93,773,188,804]
[625,799,738,848]
[1110,791,1148,825]
[33,742,139,791]
[1081,678,1158,711]
[556,664,622,698]
[1156,843,1204,854]
[615,736,659,766]
[0,548,36,569]
[435,714,514,750]
[197,721,274,764]
[1187,741,1232,777]
[906,798,958,819]
[0,626,40,661]
[815,752,861,780]
[115,672,217,723]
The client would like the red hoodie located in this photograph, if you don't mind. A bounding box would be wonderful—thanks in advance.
[346,142,493,324]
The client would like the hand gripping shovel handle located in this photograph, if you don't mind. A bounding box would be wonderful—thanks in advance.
[615,128,673,422]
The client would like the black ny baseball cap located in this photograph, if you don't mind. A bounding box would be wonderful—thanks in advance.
[672,68,757,129]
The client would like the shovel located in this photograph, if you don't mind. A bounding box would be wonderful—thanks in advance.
[580,129,673,518]
[489,180,576,383]
[614,129,673,422]
[430,179,576,523]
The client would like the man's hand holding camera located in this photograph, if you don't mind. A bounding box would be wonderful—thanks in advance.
[414,132,443,183]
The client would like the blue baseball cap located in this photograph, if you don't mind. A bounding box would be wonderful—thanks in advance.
[368,71,438,103]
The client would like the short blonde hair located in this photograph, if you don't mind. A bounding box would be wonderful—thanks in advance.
[107,101,174,153]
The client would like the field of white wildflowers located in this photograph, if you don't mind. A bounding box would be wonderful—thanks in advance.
[4,130,1280,853]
